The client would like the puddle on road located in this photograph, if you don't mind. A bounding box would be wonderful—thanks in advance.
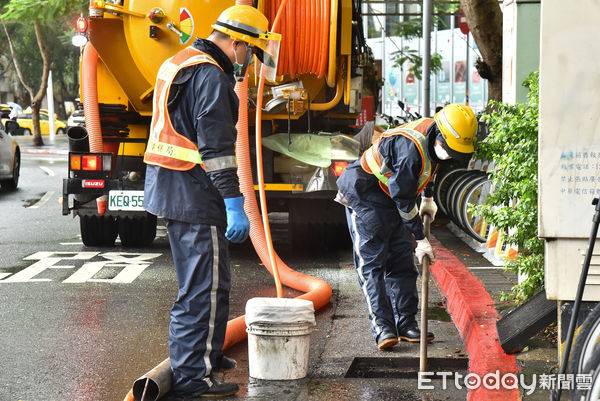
[22,193,46,208]
[427,306,451,322]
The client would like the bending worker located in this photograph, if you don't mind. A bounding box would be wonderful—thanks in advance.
[335,104,478,350]
[144,5,280,399]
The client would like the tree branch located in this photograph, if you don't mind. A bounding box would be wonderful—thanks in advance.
[1,19,34,99]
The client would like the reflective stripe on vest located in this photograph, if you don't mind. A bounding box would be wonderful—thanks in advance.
[144,48,225,171]
[360,124,435,196]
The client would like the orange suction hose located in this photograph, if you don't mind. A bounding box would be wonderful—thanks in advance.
[82,43,102,154]
[82,42,109,215]
[122,2,332,399]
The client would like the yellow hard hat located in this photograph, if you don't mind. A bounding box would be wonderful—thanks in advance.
[434,103,477,159]
[212,5,281,80]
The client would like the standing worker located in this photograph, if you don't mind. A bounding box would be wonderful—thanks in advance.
[144,5,280,399]
[335,104,478,350]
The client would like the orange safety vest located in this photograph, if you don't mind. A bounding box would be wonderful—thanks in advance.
[144,47,223,171]
[360,118,438,197]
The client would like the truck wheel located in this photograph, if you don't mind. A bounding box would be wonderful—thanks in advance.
[80,215,118,246]
[572,343,600,400]
[118,214,157,247]
[568,303,600,379]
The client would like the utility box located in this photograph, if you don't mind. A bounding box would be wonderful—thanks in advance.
[502,0,540,104]
[539,0,600,300]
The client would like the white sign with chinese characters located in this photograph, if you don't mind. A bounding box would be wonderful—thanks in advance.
[557,149,600,199]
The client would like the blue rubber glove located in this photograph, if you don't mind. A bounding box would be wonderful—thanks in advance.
[224,196,250,243]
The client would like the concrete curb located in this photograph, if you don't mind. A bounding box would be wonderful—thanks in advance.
[429,234,521,401]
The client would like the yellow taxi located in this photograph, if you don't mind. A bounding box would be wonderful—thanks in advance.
[17,108,67,136]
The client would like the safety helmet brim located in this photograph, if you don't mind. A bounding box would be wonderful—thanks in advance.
[211,5,281,81]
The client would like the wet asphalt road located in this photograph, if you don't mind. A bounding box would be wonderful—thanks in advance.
[0,147,463,401]
[0,139,556,401]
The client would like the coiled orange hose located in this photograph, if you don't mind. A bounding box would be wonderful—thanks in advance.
[265,0,330,78]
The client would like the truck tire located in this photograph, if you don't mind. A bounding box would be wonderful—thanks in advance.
[118,214,157,247]
[80,215,118,246]
[571,341,600,400]
[568,302,600,379]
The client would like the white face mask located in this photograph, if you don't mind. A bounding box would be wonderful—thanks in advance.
[434,143,452,160]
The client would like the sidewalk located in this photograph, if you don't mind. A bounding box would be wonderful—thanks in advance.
[14,134,69,156]
[214,219,557,401]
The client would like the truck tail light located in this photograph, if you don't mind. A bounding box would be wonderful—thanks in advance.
[70,154,81,171]
[82,155,101,170]
[69,152,112,178]
[331,161,348,177]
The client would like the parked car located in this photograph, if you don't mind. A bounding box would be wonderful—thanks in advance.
[0,122,20,189]
[67,109,85,128]
[17,109,67,136]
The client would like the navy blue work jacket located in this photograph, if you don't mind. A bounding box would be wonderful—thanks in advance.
[144,39,242,227]
[336,123,443,240]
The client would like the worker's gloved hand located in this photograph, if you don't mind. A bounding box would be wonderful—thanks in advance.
[419,196,438,222]
[224,196,250,243]
[415,237,435,264]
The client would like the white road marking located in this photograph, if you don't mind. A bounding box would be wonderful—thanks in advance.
[29,191,54,209]
[39,166,55,176]
[0,251,161,284]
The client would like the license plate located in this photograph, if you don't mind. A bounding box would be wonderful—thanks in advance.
[108,190,145,211]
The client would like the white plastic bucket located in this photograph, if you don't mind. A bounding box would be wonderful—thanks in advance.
[245,297,316,380]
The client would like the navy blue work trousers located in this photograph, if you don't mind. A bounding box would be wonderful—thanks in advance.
[345,207,419,342]
[165,219,230,396]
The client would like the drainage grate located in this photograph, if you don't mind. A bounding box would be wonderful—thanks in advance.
[344,357,469,379]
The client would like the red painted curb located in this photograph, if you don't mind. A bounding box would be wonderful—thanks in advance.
[429,234,521,401]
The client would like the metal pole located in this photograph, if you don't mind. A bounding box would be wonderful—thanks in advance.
[465,34,470,106]
[419,214,432,373]
[450,14,455,103]
[47,70,56,144]
[433,23,438,111]
[422,0,432,117]
[381,22,387,118]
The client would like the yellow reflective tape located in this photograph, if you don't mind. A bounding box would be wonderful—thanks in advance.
[364,149,389,185]
[146,140,202,164]
[253,183,304,191]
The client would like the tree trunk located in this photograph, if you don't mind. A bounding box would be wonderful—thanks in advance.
[459,0,503,104]
[1,19,51,146]
[31,20,51,146]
